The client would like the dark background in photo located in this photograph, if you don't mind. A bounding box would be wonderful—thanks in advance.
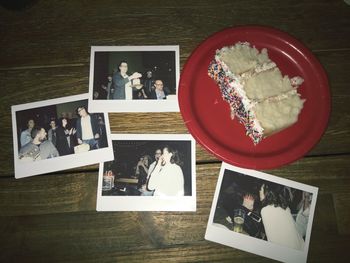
[213,169,311,242]
[103,139,192,196]
[93,50,176,99]
[15,99,107,151]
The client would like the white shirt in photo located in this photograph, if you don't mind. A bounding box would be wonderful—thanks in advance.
[81,115,94,140]
[148,163,184,196]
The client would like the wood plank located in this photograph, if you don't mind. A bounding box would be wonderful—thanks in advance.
[333,193,350,235]
[311,194,338,235]
[0,234,276,263]
[1,155,350,217]
[315,50,350,155]
[0,171,99,216]
[0,238,347,263]
[0,0,350,68]
[0,195,348,263]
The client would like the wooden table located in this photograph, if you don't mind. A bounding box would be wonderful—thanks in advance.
[1,1,349,262]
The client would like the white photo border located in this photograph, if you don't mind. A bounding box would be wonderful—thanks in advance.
[205,162,318,263]
[12,93,114,179]
[96,134,196,211]
[88,45,180,112]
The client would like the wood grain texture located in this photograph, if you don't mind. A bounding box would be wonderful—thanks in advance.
[333,193,350,235]
[0,0,350,68]
[1,0,350,262]
[0,192,349,263]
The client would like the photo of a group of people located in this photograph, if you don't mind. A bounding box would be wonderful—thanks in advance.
[88,46,180,112]
[12,94,113,178]
[205,163,318,263]
[16,100,108,159]
[93,53,175,100]
[96,134,196,211]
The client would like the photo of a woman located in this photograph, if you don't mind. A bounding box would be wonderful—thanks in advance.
[56,117,76,156]
[136,154,151,190]
[147,146,184,196]
[259,183,305,250]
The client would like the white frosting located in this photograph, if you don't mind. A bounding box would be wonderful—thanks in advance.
[215,53,264,135]
[214,42,304,139]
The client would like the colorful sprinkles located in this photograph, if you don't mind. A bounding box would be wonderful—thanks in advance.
[208,59,263,144]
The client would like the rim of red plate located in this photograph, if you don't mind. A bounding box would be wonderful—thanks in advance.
[178,26,331,170]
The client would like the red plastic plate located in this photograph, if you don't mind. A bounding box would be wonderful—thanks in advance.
[179,26,331,169]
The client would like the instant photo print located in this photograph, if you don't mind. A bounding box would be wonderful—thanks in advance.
[96,134,196,211]
[88,45,180,112]
[205,162,318,263]
[12,93,114,178]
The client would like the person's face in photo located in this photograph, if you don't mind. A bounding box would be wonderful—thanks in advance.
[154,149,162,161]
[28,119,35,129]
[107,76,112,82]
[119,62,128,75]
[38,128,47,142]
[154,80,164,91]
[259,184,265,201]
[62,118,67,127]
[50,121,56,129]
[146,71,152,79]
[77,107,87,117]
[143,156,149,166]
[162,147,173,164]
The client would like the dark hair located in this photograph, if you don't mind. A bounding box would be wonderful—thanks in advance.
[260,183,290,210]
[76,105,89,115]
[59,117,72,129]
[142,155,152,166]
[118,60,128,71]
[31,127,44,139]
[163,145,183,166]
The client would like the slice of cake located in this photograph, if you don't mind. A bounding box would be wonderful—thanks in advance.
[208,42,305,144]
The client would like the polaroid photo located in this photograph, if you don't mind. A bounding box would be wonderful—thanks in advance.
[88,46,180,112]
[205,162,318,263]
[96,134,196,211]
[12,93,114,179]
